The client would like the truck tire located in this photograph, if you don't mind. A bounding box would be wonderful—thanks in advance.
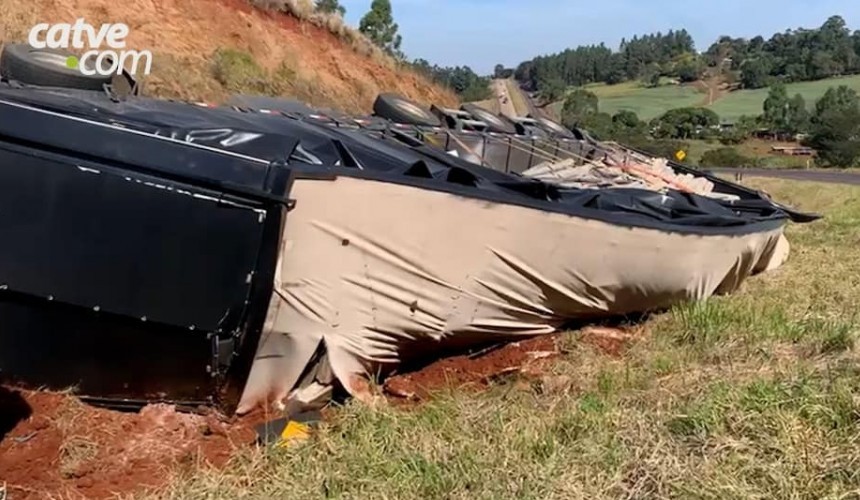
[461,103,518,134]
[373,93,441,127]
[532,116,574,138]
[0,43,112,90]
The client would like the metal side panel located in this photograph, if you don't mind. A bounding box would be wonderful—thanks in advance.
[508,138,535,174]
[483,137,513,173]
[0,293,216,404]
[0,142,275,406]
[0,144,267,331]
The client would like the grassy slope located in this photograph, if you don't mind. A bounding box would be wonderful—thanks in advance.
[155,179,860,499]
[552,75,860,122]
[708,74,860,121]
[550,81,704,121]
[0,0,458,113]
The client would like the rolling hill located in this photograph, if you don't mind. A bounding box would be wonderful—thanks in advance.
[549,75,860,122]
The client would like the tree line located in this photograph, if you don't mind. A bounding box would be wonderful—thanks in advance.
[514,30,699,94]
[315,0,491,101]
[512,16,860,95]
[558,83,860,168]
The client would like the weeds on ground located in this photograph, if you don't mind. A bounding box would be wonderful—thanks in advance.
[249,0,391,66]
[208,48,339,108]
[153,179,860,500]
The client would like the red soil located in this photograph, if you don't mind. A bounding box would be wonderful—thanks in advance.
[0,388,257,500]
[0,0,459,113]
[383,326,644,401]
[0,326,645,498]
[383,335,562,400]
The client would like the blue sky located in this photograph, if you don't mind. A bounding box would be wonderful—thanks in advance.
[340,0,860,74]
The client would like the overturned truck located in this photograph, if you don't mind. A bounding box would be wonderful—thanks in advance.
[0,83,818,415]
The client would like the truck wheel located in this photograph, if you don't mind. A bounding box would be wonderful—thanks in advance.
[0,43,112,90]
[461,103,517,134]
[373,93,441,127]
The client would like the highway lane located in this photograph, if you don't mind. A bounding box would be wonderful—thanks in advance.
[705,168,860,186]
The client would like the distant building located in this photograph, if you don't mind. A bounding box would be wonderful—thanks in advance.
[771,146,816,156]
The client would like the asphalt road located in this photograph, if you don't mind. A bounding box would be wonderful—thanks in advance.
[491,79,517,118]
[706,168,860,186]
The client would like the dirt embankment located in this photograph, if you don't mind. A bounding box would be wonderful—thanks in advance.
[0,0,458,113]
[0,325,644,499]
[0,388,258,500]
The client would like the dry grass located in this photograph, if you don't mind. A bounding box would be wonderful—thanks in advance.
[54,396,100,480]
[250,0,392,67]
[149,178,860,499]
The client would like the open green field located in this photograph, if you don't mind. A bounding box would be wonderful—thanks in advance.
[154,179,860,499]
[551,81,703,121]
[552,75,860,123]
[708,74,860,121]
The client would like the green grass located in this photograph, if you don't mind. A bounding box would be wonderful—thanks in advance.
[152,179,860,500]
[551,82,703,121]
[708,75,860,121]
[553,75,860,123]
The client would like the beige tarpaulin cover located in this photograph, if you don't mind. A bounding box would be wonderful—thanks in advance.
[236,176,789,414]
[522,157,742,202]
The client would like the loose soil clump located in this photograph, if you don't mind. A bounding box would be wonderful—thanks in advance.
[0,388,257,500]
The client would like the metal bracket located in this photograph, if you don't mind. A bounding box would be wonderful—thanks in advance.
[209,333,236,378]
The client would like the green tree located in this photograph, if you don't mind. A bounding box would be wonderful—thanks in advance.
[640,63,662,87]
[700,147,757,168]
[610,110,647,139]
[315,0,345,16]
[651,108,720,139]
[359,0,403,58]
[537,78,566,103]
[493,64,513,79]
[579,112,614,139]
[762,84,810,135]
[762,83,789,131]
[740,56,773,89]
[676,58,704,82]
[559,89,599,129]
[720,114,760,145]
[806,86,860,167]
[787,94,810,134]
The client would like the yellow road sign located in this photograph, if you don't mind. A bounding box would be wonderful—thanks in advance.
[675,150,687,162]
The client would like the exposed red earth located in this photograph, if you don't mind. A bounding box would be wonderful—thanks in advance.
[1,325,643,498]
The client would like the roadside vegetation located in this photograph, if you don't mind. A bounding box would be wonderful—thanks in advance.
[152,178,860,499]
[516,15,860,168]
[554,80,860,168]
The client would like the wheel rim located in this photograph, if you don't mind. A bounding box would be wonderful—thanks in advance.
[395,100,432,121]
